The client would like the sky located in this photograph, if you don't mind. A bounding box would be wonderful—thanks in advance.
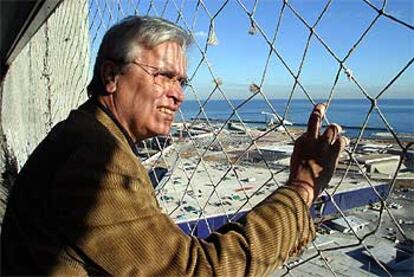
[88,0,413,100]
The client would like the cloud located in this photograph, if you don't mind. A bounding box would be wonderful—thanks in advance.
[386,8,413,24]
[193,31,208,38]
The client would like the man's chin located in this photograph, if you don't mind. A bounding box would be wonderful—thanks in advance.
[153,127,171,137]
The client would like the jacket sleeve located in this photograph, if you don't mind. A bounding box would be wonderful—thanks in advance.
[51,142,315,276]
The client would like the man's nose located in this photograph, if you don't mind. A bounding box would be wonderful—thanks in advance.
[166,82,185,104]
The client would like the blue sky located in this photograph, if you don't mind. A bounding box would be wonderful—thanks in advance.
[88,0,413,99]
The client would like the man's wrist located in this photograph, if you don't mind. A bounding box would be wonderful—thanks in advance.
[287,179,315,207]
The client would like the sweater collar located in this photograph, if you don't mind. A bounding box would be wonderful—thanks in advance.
[82,97,140,156]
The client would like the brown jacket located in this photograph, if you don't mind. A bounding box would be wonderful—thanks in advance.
[1,99,315,276]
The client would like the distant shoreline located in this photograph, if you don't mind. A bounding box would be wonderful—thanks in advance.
[175,117,414,140]
[183,98,414,102]
[179,98,414,136]
[187,117,392,132]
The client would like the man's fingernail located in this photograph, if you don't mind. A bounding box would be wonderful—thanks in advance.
[344,136,350,146]
[314,103,326,115]
[332,123,342,134]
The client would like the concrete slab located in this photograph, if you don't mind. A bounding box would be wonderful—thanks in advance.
[329,216,370,233]
[362,243,413,272]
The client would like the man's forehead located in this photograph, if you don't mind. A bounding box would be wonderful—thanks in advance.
[140,41,187,72]
[141,41,185,60]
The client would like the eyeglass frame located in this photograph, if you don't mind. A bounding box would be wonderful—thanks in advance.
[129,60,189,90]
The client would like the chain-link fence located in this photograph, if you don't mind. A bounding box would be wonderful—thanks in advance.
[2,0,413,275]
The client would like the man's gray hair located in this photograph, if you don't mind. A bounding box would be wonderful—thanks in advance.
[87,16,192,96]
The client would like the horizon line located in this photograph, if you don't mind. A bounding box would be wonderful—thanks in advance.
[183,97,414,101]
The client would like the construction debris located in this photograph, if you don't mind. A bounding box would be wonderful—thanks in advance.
[328,216,369,233]
[362,242,413,271]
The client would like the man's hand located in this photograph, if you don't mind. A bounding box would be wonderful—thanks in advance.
[288,103,349,207]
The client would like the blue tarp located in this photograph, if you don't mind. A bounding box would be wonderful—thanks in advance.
[178,184,390,239]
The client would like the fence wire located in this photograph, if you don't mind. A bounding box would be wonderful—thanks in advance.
[8,0,413,275]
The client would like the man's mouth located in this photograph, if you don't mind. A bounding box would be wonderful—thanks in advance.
[158,107,174,116]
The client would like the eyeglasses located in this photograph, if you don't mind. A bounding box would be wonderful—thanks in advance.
[130,61,189,90]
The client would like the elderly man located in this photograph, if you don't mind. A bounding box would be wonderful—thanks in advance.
[1,16,347,276]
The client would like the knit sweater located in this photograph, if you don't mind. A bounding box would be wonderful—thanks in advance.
[1,99,315,276]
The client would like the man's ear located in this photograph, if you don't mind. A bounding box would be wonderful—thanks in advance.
[100,61,120,94]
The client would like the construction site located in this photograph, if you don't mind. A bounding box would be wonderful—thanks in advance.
[1,0,413,276]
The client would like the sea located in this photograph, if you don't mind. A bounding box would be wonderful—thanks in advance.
[179,98,414,138]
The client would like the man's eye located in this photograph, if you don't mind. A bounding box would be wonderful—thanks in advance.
[157,71,188,88]
[159,71,176,80]
[180,78,189,87]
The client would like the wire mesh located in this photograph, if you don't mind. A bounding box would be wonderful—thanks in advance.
[8,0,413,275]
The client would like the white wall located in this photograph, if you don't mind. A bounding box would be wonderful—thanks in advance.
[0,0,90,222]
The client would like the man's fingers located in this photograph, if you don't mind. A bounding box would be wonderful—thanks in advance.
[307,103,326,139]
[321,123,342,145]
[291,135,307,174]
[332,135,349,158]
